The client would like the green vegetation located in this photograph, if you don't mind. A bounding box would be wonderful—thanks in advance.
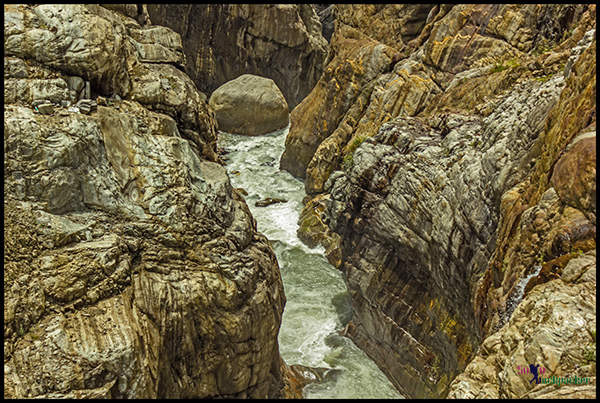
[491,63,508,74]
[342,135,367,170]
[582,329,596,365]
[532,40,554,56]
[534,73,554,82]
[490,58,520,75]
[570,247,585,258]
[502,257,509,272]
[342,153,354,171]
[536,252,545,266]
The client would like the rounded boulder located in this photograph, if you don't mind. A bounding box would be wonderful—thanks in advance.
[209,74,289,136]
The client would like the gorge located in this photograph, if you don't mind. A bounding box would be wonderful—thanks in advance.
[4,4,596,399]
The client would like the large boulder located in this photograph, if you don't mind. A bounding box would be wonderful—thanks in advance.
[209,74,289,136]
[3,4,299,399]
[146,4,329,110]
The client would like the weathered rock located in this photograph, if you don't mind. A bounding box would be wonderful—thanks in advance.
[3,4,298,398]
[303,5,596,398]
[6,57,29,78]
[146,4,329,110]
[448,251,596,399]
[36,103,54,115]
[4,4,132,97]
[315,65,571,397]
[4,76,71,106]
[297,194,342,268]
[315,4,334,43]
[279,35,397,179]
[130,61,219,162]
[75,99,97,115]
[4,95,292,397]
[334,4,434,51]
[209,74,289,136]
[4,4,219,164]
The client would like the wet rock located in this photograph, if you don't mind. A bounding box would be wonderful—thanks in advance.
[255,198,287,207]
[297,194,342,268]
[209,74,289,136]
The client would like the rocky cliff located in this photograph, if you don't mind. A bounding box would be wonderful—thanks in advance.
[292,4,596,399]
[3,4,301,398]
[146,4,328,111]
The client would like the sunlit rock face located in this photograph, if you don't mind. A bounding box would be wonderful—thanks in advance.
[292,3,596,398]
[4,4,296,398]
[146,4,328,111]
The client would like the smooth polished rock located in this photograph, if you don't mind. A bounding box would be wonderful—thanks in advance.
[209,74,289,136]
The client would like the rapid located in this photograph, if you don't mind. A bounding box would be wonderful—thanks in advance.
[219,125,403,398]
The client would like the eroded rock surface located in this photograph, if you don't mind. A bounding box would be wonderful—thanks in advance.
[291,3,596,399]
[146,4,328,110]
[4,4,296,399]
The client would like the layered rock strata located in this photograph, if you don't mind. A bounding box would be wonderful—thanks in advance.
[292,3,596,399]
[4,4,296,398]
[146,4,328,110]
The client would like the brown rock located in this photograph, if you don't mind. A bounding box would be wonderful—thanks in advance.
[146,4,328,110]
[550,134,596,219]
[255,197,287,207]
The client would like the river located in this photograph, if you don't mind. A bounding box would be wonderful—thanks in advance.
[219,125,403,399]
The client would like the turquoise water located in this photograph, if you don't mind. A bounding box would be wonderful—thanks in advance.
[219,126,403,399]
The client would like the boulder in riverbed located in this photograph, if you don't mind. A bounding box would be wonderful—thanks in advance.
[209,74,289,136]
[255,197,287,207]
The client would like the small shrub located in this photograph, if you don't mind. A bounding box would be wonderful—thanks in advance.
[537,252,545,266]
[342,153,354,170]
[348,135,366,154]
[491,63,508,74]
[583,344,596,364]
[342,136,367,171]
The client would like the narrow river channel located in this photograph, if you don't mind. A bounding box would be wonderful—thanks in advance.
[219,126,403,399]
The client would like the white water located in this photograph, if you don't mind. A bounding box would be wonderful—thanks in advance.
[502,264,543,327]
[219,126,403,399]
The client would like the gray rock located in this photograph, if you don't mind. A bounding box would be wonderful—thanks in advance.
[36,103,54,115]
[75,99,97,114]
[321,74,567,398]
[65,76,85,94]
[4,95,289,398]
[8,58,28,78]
[209,74,290,136]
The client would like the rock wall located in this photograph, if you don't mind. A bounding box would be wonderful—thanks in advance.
[4,4,297,398]
[146,4,328,111]
[294,4,596,399]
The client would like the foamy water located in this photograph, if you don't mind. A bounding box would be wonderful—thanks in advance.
[219,126,403,398]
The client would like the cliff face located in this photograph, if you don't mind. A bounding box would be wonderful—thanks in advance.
[4,4,294,398]
[146,4,328,111]
[293,4,596,399]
